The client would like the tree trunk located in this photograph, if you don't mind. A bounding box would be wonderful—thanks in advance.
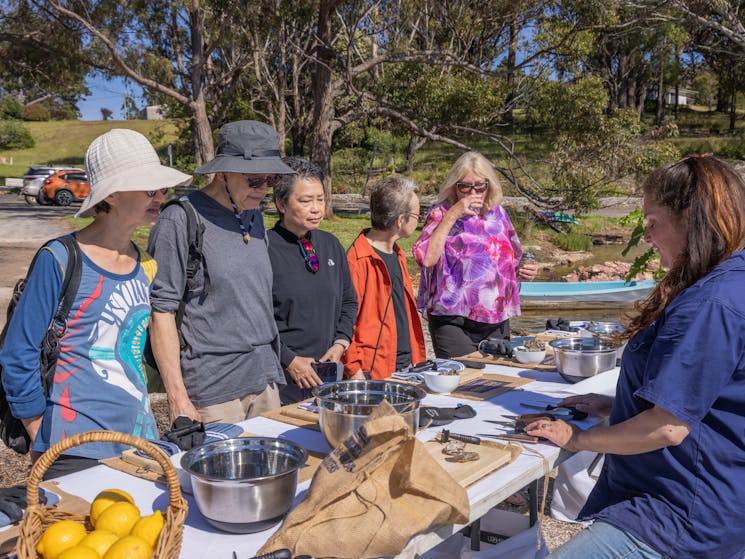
[717,82,729,112]
[655,64,665,125]
[188,0,214,169]
[311,0,341,217]
[730,89,737,131]
[406,133,427,174]
[191,98,215,168]
[290,52,305,156]
[504,14,518,124]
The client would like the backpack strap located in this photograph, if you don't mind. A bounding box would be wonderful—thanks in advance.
[51,235,83,334]
[162,196,208,330]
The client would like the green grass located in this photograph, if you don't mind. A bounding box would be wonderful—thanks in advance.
[0,119,181,179]
[72,210,425,277]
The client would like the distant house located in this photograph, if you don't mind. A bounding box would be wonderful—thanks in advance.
[646,87,698,106]
[139,105,167,120]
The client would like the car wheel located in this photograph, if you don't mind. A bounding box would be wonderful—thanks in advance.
[36,192,52,205]
[54,189,73,206]
[24,195,37,205]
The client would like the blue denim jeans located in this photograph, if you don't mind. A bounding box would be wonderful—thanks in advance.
[549,520,664,559]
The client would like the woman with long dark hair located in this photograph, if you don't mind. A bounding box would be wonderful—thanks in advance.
[527,155,745,558]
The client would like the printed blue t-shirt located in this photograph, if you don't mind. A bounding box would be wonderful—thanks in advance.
[580,250,745,559]
[0,238,158,459]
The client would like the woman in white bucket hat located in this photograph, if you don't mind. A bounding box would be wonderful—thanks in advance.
[148,120,295,425]
[0,128,191,478]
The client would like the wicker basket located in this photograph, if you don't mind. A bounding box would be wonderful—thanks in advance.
[16,430,188,559]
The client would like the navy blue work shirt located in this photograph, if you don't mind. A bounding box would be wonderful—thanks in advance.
[580,250,745,559]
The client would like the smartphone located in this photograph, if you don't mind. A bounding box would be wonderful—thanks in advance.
[312,361,343,383]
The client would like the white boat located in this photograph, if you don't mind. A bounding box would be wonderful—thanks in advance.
[520,280,655,309]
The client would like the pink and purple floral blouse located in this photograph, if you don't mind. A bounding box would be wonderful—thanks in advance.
[413,202,523,324]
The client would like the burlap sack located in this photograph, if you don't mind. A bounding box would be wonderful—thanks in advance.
[260,400,470,558]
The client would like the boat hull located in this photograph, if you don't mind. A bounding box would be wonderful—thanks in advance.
[519,280,655,309]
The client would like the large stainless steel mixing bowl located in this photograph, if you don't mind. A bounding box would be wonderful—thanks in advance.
[314,380,426,448]
[549,337,618,383]
[181,437,307,533]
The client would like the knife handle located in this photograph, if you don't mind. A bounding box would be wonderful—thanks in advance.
[442,429,481,445]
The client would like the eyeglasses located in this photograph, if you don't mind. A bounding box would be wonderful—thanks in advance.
[404,212,422,222]
[146,188,169,197]
[456,181,489,194]
[244,174,283,188]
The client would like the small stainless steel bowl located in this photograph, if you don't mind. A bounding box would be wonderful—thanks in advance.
[314,380,426,448]
[181,437,307,533]
[549,337,618,383]
[587,322,627,359]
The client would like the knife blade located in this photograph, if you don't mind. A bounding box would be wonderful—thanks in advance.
[476,433,540,444]
[519,403,588,420]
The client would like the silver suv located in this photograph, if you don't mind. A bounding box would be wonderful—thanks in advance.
[22,166,84,205]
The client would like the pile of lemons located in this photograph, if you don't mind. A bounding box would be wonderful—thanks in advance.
[36,489,165,559]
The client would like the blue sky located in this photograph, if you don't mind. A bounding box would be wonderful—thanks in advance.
[78,74,144,121]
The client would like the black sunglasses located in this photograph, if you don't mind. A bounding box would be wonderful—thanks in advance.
[456,181,489,194]
[146,188,169,197]
[244,174,283,188]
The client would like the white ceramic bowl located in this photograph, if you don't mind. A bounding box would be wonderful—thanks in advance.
[513,346,547,364]
[422,371,461,394]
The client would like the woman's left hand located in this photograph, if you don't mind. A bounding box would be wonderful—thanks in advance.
[517,263,538,281]
[524,418,581,451]
[319,343,345,363]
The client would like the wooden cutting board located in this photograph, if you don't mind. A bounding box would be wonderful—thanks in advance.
[424,439,520,487]
[455,351,557,372]
[261,401,320,430]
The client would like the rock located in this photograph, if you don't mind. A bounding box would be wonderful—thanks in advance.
[562,260,658,282]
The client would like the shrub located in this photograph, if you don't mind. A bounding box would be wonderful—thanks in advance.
[0,97,23,120]
[22,103,51,121]
[553,231,592,251]
[0,121,35,149]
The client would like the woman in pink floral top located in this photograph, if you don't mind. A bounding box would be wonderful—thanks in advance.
[413,151,537,358]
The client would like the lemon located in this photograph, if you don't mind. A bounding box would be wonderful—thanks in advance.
[95,501,141,537]
[130,510,164,548]
[36,520,88,559]
[80,529,120,557]
[90,489,135,528]
[102,535,153,559]
[57,544,101,559]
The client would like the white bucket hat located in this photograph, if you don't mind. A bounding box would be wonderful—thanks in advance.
[76,128,192,218]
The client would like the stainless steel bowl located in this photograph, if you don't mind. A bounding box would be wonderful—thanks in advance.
[181,437,307,533]
[587,322,627,359]
[549,337,618,383]
[314,380,426,448]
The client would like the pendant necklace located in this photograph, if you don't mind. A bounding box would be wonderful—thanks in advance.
[224,178,254,243]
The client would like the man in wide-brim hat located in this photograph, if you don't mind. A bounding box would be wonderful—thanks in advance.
[148,120,296,424]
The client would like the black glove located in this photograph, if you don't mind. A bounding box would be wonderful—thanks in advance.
[420,404,476,427]
[478,337,513,357]
[545,318,577,332]
[161,416,206,451]
[0,486,46,524]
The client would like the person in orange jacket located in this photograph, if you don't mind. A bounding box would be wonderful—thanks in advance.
[343,176,427,379]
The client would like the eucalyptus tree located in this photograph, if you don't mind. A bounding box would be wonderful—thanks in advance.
[42,0,260,167]
[0,2,88,112]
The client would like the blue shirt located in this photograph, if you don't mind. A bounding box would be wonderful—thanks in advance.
[581,251,745,558]
[0,238,159,459]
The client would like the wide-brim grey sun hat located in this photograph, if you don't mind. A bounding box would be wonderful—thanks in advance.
[76,128,192,218]
[194,120,295,175]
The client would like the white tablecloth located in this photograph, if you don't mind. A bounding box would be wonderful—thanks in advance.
[4,364,620,559]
